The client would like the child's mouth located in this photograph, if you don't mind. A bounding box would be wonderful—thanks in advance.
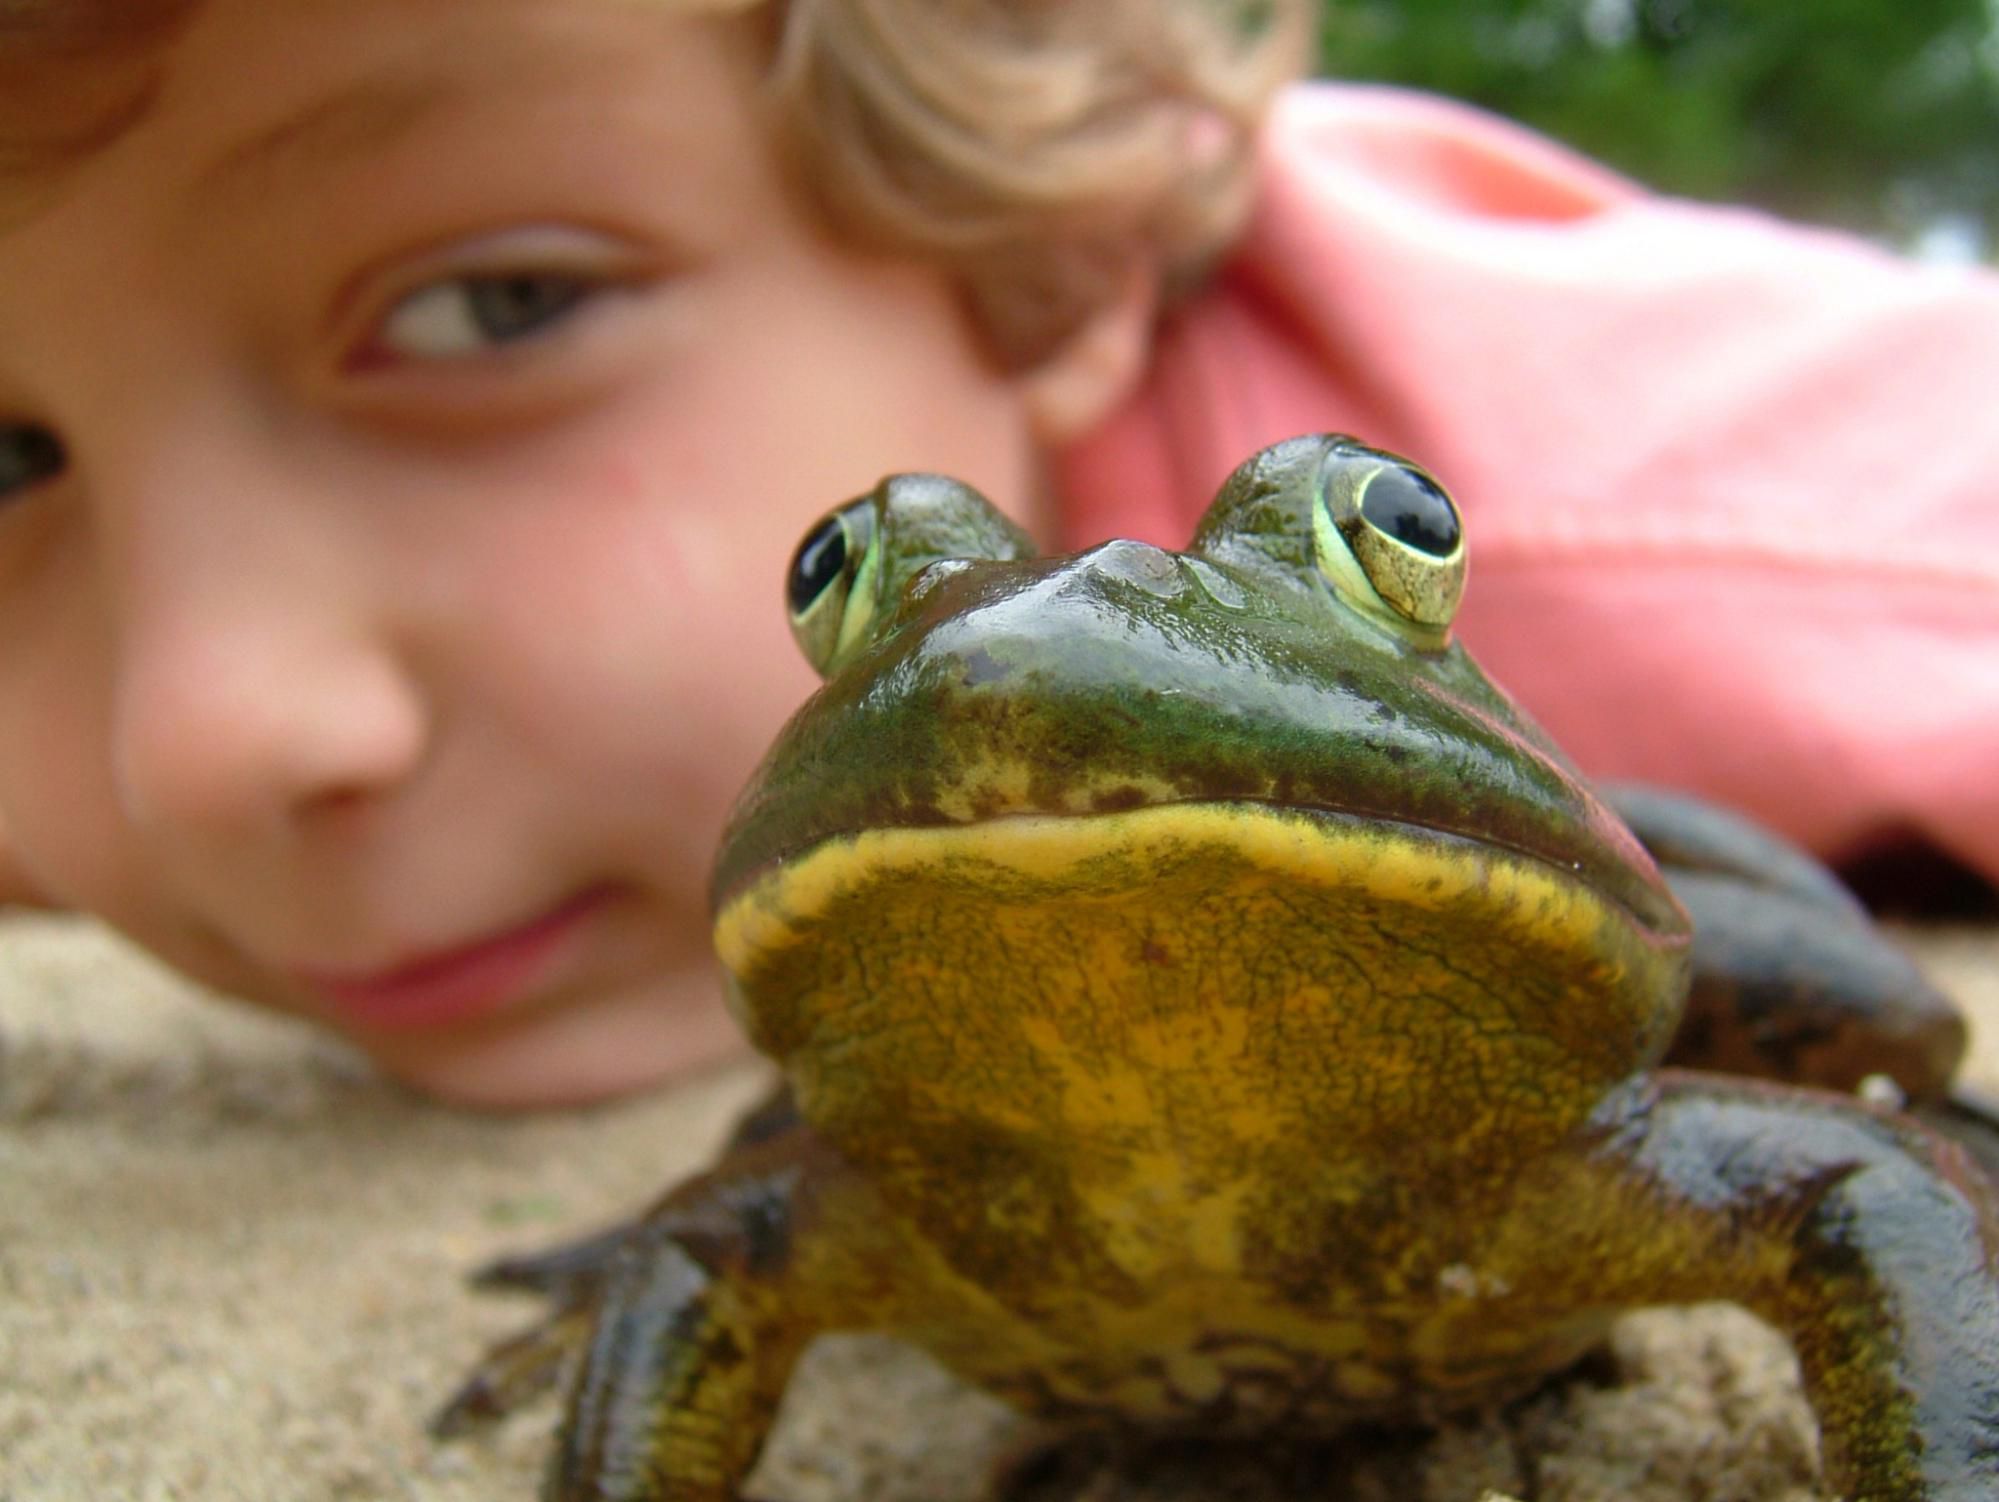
[296,885,620,1033]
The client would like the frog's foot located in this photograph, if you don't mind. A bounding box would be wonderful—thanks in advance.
[545,1127,906,1502]
[471,1223,639,1298]
[436,1211,665,1436]
[1571,1069,1999,1500]
[471,1084,805,1302]
[435,1081,808,1439]
[434,1297,598,1437]
[1603,782,1968,1102]
[444,1114,894,1502]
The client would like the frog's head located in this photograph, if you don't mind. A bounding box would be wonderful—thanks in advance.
[711,437,1691,1175]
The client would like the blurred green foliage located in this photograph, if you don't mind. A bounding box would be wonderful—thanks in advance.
[1319,0,1999,247]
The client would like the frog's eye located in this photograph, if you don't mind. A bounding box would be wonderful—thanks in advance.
[1312,443,1467,644]
[786,497,882,676]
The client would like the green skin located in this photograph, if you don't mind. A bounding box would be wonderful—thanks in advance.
[440,437,1999,1501]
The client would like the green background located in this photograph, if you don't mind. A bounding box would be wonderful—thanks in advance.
[1319,0,1999,256]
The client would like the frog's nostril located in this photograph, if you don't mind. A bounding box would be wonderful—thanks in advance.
[1087,539,1188,600]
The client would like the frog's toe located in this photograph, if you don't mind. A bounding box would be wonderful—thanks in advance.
[433,1296,596,1437]
[471,1222,639,1298]
[433,1218,644,1436]
[470,1086,802,1300]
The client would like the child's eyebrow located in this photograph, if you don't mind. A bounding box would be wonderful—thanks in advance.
[196,69,466,201]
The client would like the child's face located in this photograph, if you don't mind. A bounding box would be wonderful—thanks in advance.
[0,0,1053,1105]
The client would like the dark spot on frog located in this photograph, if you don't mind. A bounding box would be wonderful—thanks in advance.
[1091,785,1151,814]
[969,789,1015,819]
[1139,939,1174,967]
[962,646,1011,686]
[702,1326,747,1370]
[880,795,949,829]
[1168,758,1264,802]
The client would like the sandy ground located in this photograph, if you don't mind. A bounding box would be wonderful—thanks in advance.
[4,912,1997,1502]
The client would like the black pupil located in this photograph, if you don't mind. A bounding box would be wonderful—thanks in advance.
[1359,464,1460,557]
[787,514,848,615]
[467,276,588,342]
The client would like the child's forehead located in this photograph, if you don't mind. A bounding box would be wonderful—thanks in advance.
[0,0,767,219]
[0,0,771,230]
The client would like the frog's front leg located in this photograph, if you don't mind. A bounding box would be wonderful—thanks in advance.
[459,1087,805,1305]
[545,1205,798,1500]
[440,1110,894,1502]
[1581,1069,1999,1499]
[527,1120,906,1502]
[435,1085,808,1440]
[1602,782,1967,1101]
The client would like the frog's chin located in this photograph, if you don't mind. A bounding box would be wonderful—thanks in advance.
[711,801,1691,1103]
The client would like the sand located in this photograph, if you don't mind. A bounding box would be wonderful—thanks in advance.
[4,911,1997,1502]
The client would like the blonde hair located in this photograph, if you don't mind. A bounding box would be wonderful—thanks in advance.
[0,0,1314,365]
[763,0,1314,367]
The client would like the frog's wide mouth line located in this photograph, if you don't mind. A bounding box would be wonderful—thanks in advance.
[712,800,1691,975]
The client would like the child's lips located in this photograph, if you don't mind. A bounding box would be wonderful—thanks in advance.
[294,885,619,1033]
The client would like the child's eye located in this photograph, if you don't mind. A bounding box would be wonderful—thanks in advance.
[374,272,596,360]
[0,423,66,502]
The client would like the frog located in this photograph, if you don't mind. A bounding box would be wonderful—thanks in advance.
[438,435,1999,1501]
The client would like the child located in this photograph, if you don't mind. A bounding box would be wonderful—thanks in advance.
[0,0,1993,1110]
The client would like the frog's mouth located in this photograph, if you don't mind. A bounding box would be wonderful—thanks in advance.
[714,781,1689,951]
[712,799,1691,1083]
[711,683,1689,949]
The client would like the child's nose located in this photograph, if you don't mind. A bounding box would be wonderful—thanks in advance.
[111,608,430,840]
[102,471,431,843]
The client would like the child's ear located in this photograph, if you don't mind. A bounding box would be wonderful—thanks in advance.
[1017,260,1160,446]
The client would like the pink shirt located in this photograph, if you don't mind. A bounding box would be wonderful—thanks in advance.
[1059,83,1999,885]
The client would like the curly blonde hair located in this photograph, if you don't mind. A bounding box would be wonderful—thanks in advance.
[0,0,1312,366]
[764,0,1313,366]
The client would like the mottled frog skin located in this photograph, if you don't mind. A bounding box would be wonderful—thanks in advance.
[443,436,1999,1501]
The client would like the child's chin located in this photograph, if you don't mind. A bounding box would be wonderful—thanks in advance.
[351,987,753,1112]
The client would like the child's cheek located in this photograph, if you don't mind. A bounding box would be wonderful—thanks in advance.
[455,442,813,786]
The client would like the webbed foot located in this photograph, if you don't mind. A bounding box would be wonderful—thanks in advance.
[435,1297,598,1437]
[441,1100,894,1501]
[435,1084,806,1438]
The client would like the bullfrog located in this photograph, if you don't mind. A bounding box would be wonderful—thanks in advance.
[441,435,1999,1501]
